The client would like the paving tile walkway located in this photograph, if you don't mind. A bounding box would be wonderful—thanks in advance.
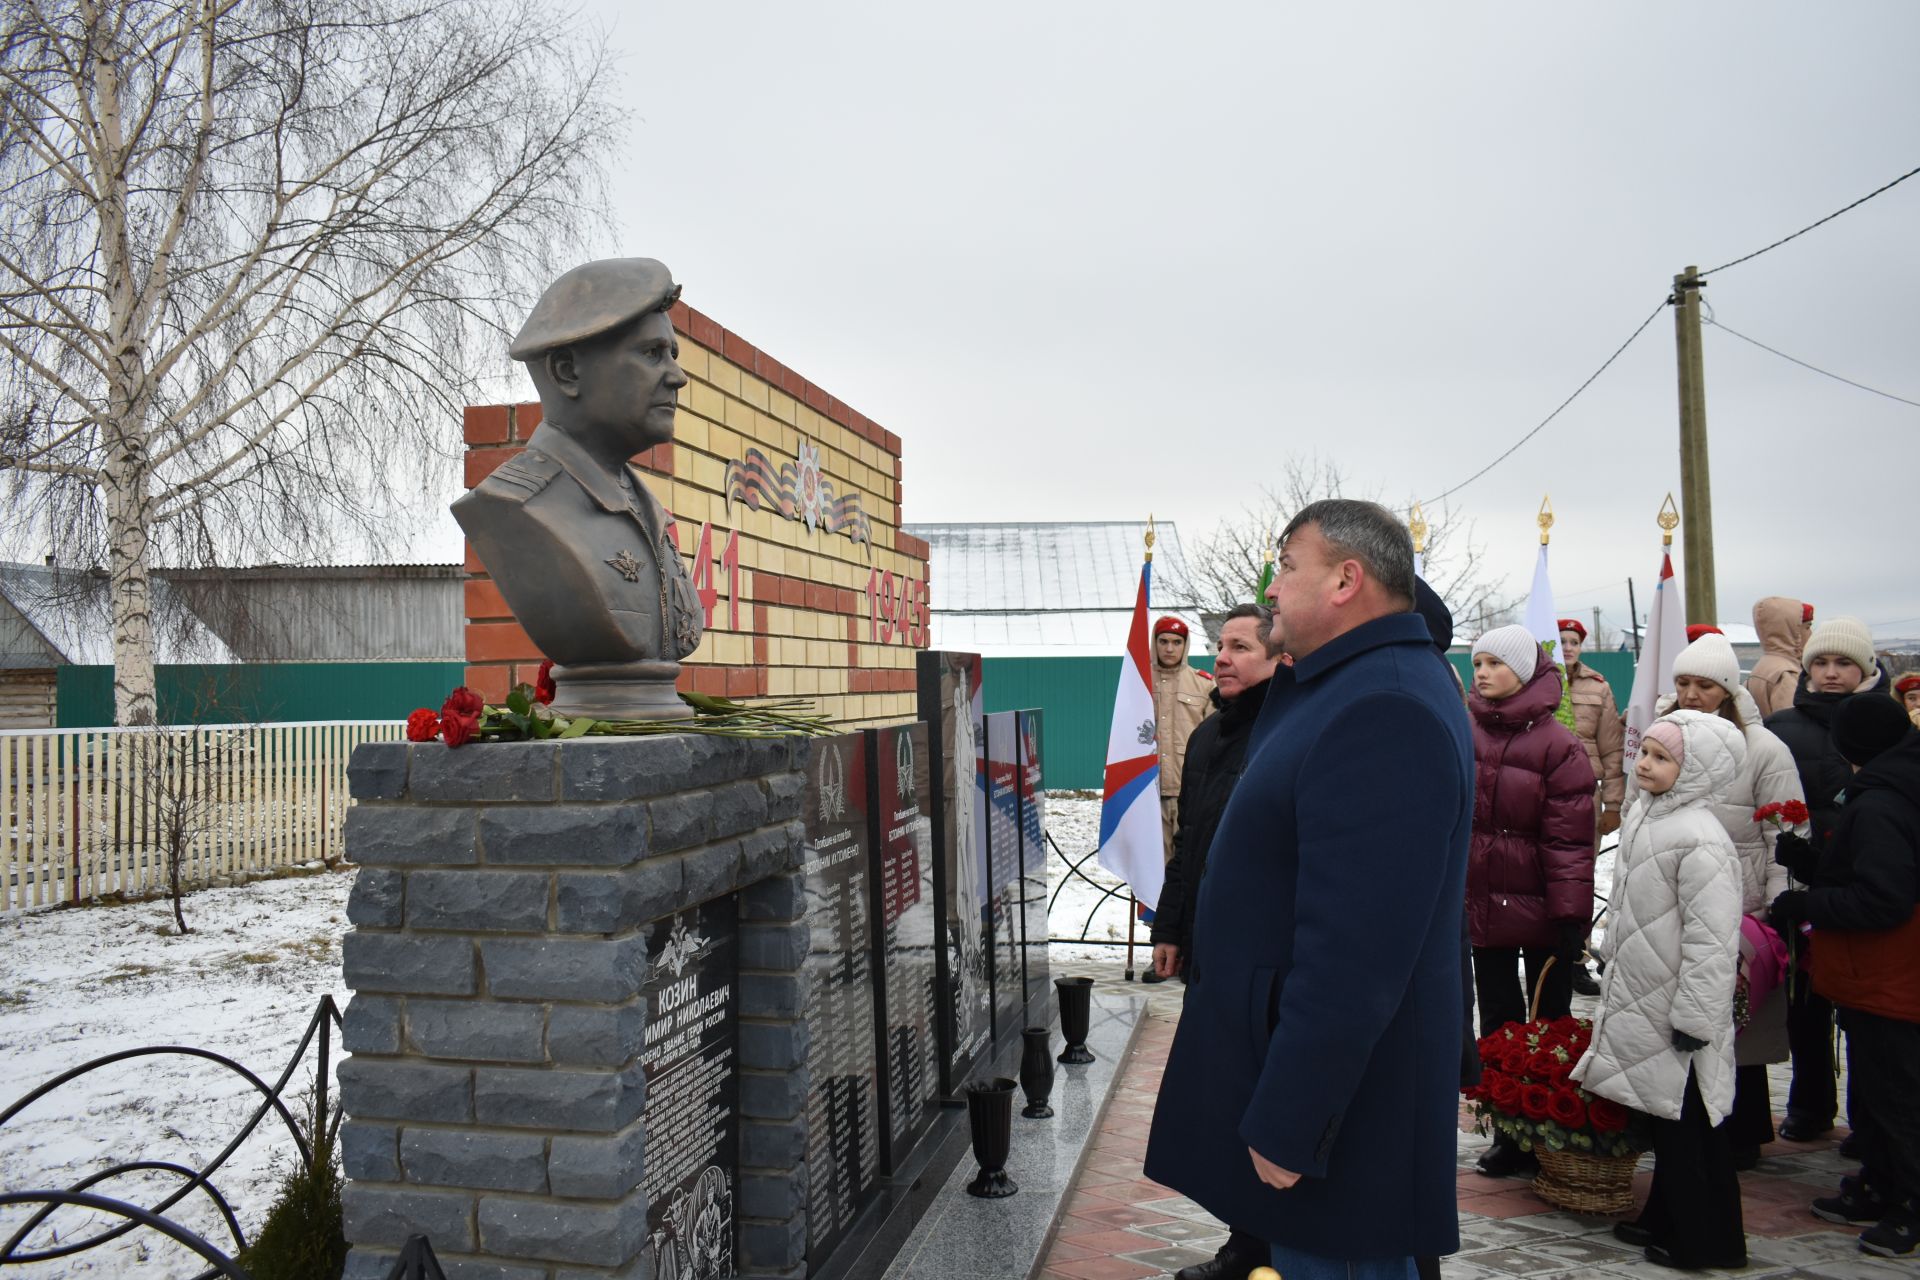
[1040,980,1895,1280]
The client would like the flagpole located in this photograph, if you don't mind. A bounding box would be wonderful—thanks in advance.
[1127,516,1154,984]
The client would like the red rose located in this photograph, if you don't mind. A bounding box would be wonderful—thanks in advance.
[535,660,557,706]
[1527,1049,1562,1079]
[440,711,479,748]
[1780,800,1810,826]
[1549,1016,1582,1039]
[1487,1073,1521,1114]
[405,708,441,742]
[1547,1088,1587,1130]
[1501,1044,1532,1075]
[1519,1084,1553,1122]
[1588,1097,1630,1133]
[442,686,485,719]
[1478,1036,1505,1066]
[1549,1060,1576,1087]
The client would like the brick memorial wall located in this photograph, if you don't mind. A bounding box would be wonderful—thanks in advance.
[460,298,931,726]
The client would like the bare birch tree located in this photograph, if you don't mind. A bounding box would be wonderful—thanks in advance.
[1167,455,1520,638]
[0,0,621,723]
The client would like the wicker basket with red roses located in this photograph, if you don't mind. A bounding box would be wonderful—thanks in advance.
[1466,1014,1649,1213]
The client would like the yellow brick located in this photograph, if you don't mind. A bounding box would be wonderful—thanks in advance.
[819,668,847,695]
[768,389,797,425]
[796,667,820,696]
[760,543,785,576]
[686,380,725,422]
[768,666,797,696]
[737,373,770,412]
[672,412,709,454]
[676,343,710,380]
[703,423,742,463]
[676,381,693,409]
[706,359,740,398]
[688,452,725,493]
[805,639,833,667]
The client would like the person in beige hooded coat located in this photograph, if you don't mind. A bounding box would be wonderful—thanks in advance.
[1661,632,1807,1163]
[1748,597,1812,720]
[1576,711,1747,1270]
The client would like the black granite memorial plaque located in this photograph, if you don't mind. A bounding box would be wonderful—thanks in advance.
[640,894,738,1280]
[1017,710,1052,1006]
[984,711,1022,1041]
[916,650,991,1095]
[866,722,939,1169]
[801,734,881,1264]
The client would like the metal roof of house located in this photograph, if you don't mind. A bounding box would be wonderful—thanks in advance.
[902,521,1209,657]
[0,564,236,667]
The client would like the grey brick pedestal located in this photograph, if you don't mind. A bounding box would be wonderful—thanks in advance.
[339,735,808,1280]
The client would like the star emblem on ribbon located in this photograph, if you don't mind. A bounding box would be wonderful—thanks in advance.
[605,549,642,582]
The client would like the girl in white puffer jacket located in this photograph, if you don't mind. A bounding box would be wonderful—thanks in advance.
[1575,711,1748,1270]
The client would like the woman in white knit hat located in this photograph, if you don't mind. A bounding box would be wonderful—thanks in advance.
[1763,614,1884,1142]
[1663,630,1808,1166]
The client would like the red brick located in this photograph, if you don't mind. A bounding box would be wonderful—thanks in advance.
[675,666,696,694]
[467,621,543,663]
[755,668,769,696]
[464,447,521,488]
[511,661,549,688]
[834,588,858,615]
[463,405,510,444]
[881,430,902,455]
[753,604,769,633]
[690,310,723,350]
[805,582,834,612]
[803,383,828,413]
[825,395,849,428]
[847,645,860,671]
[691,665,727,696]
[894,455,904,480]
[752,636,768,665]
[723,331,755,369]
[848,669,869,694]
[510,402,543,440]
[463,544,487,575]
[724,666,758,698]
[779,578,806,607]
[668,300,692,333]
[847,615,859,641]
[463,664,510,704]
[463,578,511,621]
[779,367,805,398]
[753,572,782,604]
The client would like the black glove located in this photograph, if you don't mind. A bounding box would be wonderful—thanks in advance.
[1768,889,1811,935]
[1554,922,1587,963]
[1671,1029,1708,1053]
[1773,829,1819,881]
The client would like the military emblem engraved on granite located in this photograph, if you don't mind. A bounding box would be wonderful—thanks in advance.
[801,735,880,1263]
[640,896,739,1280]
[451,257,706,719]
[867,723,939,1168]
[984,711,1024,1041]
[917,651,991,1094]
[1016,710,1052,1006]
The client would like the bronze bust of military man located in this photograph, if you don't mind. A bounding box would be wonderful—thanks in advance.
[452,258,704,719]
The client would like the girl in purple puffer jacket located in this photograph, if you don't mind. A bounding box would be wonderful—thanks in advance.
[1466,624,1597,1177]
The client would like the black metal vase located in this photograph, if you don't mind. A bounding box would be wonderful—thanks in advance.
[1055,976,1095,1064]
[1019,1027,1055,1118]
[965,1077,1019,1198]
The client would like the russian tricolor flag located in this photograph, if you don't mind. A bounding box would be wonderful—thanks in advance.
[1097,557,1165,910]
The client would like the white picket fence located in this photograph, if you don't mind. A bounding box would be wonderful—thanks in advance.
[0,720,404,912]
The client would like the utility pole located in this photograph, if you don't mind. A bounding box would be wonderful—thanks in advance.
[1672,265,1718,625]
[1592,605,1604,652]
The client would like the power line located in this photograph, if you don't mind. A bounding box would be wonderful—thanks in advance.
[1704,316,1920,410]
[1421,300,1667,506]
[1700,163,1920,278]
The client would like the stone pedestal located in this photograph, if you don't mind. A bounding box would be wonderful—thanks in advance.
[338,734,809,1280]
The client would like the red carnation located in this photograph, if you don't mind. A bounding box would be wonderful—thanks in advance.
[1547,1087,1587,1130]
[1780,800,1810,826]
[1588,1097,1630,1133]
[442,686,485,719]
[1753,802,1781,823]
[535,660,557,706]
[1488,1073,1521,1114]
[440,710,480,748]
[1519,1084,1553,1122]
[405,708,441,742]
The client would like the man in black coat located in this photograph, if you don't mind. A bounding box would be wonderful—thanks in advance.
[1152,603,1283,986]
[1144,501,1473,1276]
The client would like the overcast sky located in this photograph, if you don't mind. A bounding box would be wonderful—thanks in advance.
[451,1,1920,640]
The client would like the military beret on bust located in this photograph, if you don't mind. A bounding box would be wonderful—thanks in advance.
[508,258,682,361]
[1152,617,1189,638]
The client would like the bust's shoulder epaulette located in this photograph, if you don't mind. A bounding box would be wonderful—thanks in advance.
[480,448,561,499]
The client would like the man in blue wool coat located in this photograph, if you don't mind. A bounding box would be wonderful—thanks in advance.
[1144,499,1473,1280]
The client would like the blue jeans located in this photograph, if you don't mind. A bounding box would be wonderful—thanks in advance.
[1268,1243,1416,1280]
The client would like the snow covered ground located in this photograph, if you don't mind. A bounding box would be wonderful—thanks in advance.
[0,871,353,1277]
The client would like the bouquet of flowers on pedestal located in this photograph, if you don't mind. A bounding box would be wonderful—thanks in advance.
[1465,1015,1648,1213]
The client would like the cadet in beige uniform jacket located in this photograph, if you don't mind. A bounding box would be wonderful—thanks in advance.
[1558,621,1626,835]
[1747,597,1811,720]
[1151,617,1212,865]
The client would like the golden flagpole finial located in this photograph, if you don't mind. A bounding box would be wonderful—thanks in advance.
[1145,513,1156,563]
[1537,495,1554,547]
[1658,493,1680,548]
[1408,502,1429,556]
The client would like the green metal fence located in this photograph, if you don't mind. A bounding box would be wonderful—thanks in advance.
[56,662,467,728]
[985,649,1637,791]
